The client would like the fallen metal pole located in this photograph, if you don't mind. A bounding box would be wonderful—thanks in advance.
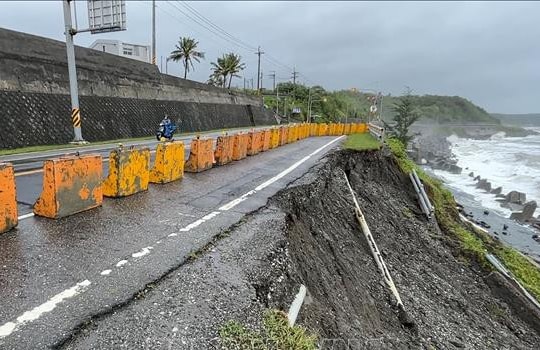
[342,170,404,309]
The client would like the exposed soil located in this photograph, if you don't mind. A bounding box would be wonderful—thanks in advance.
[269,149,540,349]
[60,149,540,349]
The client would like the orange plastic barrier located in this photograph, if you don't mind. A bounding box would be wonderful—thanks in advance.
[247,131,263,156]
[34,154,103,219]
[185,137,214,173]
[0,163,17,233]
[279,126,288,146]
[262,129,271,151]
[214,134,234,166]
[232,133,249,160]
[270,128,280,149]
[103,147,150,197]
[150,141,185,184]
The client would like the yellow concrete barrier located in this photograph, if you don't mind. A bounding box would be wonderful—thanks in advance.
[317,123,329,136]
[214,134,234,166]
[103,147,150,197]
[261,129,271,151]
[328,123,337,136]
[233,133,249,161]
[34,154,103,218]
[344,123,351,135]
[279,126,288,146]
[350,123,358,134]
[185,137,214,173]
[150,141,185,184]
[287,125,297,143]
[247,131,263,156]
[270,128,280,149]
[0,163,17,233]
[310,123,318,137]
[357,123,368,133]
[337,123,345,135]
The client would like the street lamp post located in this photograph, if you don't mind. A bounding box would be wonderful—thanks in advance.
[308,98,326,123]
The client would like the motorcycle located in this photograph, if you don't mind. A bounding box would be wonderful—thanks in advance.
[156,119,177,141]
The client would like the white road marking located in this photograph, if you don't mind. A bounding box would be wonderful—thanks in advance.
[0,280,91,339]
[115,260,128,267]
[17,213,35,220]
[132,247,153,258]
[179,211,221,232]
[100,270,112,276]
[220,136,345,211]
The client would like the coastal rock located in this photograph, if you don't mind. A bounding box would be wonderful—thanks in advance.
[474,175,481,181]
[468,172,474,177]
[505,191,526,205]
[490,187,502,195]
[476,179,491,192]
[510,201,537,223]
[447,164,462,174]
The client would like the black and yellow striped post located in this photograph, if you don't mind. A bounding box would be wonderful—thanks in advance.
[71,108,81,128]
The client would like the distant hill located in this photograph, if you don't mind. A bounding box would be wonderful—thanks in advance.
[334,91,500,124]
[491,113,540,126]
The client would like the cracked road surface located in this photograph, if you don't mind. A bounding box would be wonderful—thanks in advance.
[0,135,344,349]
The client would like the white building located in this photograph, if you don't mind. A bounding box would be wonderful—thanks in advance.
[89,39,150,63]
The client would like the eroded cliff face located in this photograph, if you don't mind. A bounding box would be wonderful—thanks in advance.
[265,149,540,349]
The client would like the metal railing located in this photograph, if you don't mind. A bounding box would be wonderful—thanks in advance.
[409,169,433,218]
[368,122,385,141]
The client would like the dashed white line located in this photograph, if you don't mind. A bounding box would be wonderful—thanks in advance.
[179,211,221,232]
[0,280,91,339]
[115,260,128,267]
[132,247,153,258]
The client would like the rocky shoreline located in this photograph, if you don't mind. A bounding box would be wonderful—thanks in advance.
[410,132,540,238]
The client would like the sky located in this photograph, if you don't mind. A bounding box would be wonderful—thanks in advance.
[0,1,539,113]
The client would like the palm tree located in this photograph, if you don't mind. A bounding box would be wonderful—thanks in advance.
[209,53,246,89]
[169,37,205,79]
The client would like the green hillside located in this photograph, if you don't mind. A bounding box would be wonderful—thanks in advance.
[260,84,500,125]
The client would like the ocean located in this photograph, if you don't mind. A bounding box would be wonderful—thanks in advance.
[431,127,540,261]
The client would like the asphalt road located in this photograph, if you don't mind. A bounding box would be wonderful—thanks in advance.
[6,127,266,216]
[0,135,344,349]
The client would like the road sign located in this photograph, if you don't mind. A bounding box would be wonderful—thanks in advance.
[87,0,126,34]
[370,105,378,113]
[292,107,301,114]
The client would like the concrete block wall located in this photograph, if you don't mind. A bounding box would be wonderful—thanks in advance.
[0,28,276,148]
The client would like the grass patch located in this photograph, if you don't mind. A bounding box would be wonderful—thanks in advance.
[0,125,272,156]
[343,133,381,151]
[386,137,540,301]
[220,309,318,349]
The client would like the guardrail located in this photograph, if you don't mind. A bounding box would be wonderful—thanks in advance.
[409,169,433,218]
[368,122,385,141]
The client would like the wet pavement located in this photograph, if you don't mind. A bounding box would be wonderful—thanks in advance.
[0,135,344,349]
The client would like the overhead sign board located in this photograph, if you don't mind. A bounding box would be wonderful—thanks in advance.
[292,107,301,114]
[87,0,126,34]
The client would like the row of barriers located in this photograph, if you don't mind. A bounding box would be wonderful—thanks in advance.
[0,122,369,233]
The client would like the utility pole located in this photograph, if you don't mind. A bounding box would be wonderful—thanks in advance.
[255,46,264,93]
[62,0,84,142]
[292,66,299,85]
[269,71,276,91]
[152,0,156,65]
[259,70,263,91]
[243,77,246,90]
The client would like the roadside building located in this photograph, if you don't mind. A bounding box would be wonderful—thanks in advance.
[89,39,150,62]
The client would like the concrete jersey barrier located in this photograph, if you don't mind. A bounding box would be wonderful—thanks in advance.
[185,137,214,173]
[214,135,234,166]
[33,154,103,219]
[103,147,151,197]
[0,162,17,233]
[150,141,185,184]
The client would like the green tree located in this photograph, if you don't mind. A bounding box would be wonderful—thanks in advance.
[385,88,420,147]
[169,37,205,79]
[210,53,246,89]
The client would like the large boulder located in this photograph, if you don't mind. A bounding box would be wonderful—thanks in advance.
[468,172,474,177]
[506,191,526,205]
[476,179,491,192]
[447,164,462,174]
[490,187,502,195]
[510,201,537,223]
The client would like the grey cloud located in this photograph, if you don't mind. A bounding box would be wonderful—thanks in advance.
[0,1,538,113]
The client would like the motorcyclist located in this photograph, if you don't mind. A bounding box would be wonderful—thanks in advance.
[157,114,177,141]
